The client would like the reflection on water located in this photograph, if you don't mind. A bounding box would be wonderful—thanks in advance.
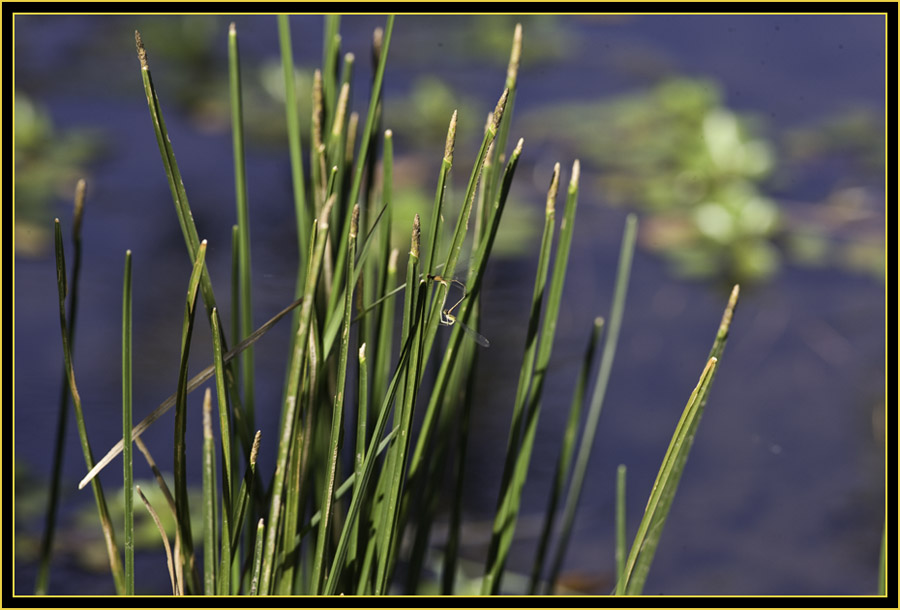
[14,14,884,595]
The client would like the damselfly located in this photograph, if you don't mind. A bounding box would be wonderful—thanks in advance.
[428,274,490,348]
[353,265,490,347]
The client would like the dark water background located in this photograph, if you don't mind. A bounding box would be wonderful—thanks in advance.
[14,14,885,596]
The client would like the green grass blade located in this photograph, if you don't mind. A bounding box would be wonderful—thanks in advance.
[357,30,385,362]
[276,373,310,595]
[546,214,637,593]
[311,206,360,594]
[499,161,580,594]
[373,219,424,594]
[79,295,303,490]
[615,464,627,587]
[481,163,559,595]
[135,33,246,461]
[230,224,240,354]
[325,79,351,243]
[295,426,399,541]
[348,16,392,217]
[327,17,394,318]
[311,69,327,212]
[372,130,394,369]
[406,138,523,496]
[121,250,134,595]
[36,180,86,595]
[201,389,218,594]
[53,219,126,595]
[397,102,511,527]
[373,257,396,436]
[619,356,719,595]
[618,284,738,595]
[322,15,340,128]
[436,89,507,300]
[423,111,456,274]
[230,430,260,558]
[135,32,221,322]
[210,309,233,594]
[439,364,473,595]
[172,240,208,594]
[277,15,310,265]
[348,342,369,578]
[249,519,266,595]
[529,315,603,594]
[323,292,426,595]
[228,22,255,433]
[259,198,334,595]
[490,23,521,197]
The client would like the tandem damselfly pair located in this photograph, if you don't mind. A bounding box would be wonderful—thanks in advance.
[426,274,490,348]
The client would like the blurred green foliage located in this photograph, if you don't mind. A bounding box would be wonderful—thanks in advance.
[14,91,101,257]
[519,77,884,285]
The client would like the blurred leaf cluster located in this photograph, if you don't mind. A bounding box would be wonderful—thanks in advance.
[521,77,782,284]
[520,77,884,286]
[14,91,102,257]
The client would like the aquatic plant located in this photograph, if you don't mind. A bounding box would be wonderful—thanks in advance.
[42,16,738,596]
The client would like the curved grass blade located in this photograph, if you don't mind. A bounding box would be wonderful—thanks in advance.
[230,430,260,558]
[135,32,221,323]
[36,180,86,594]
[136,485,179,595]
[618,284,739,595]
[210,309,234,594]
[618,356,719,595]
[53,219,126,594]
[172,240,208,594]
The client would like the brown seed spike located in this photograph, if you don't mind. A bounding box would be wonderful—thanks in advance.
[411,214,421,258]
[514,137,524,156]
[491,88,509,134]
[546,163,560,214]
[135,30,148,69]
[250,430,261,465]
[350,204,360,239]
[445,110,458,164]
[570,159,581,191]
[372,27,383,66]
[312,70,324,148]
[720,284,740,335]
[507,24,522,86]
[72,179,87,239]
